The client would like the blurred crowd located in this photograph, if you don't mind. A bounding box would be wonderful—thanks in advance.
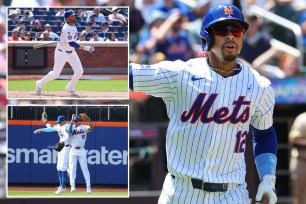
[128,0,306,80]
[7,7,128,42]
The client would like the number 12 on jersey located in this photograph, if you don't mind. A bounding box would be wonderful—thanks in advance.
[234,130,248,153]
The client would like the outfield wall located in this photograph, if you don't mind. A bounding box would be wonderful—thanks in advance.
[7,120,128,185]
[8,42,128,74]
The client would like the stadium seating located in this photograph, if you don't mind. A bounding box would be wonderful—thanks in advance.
[8,7,128,41]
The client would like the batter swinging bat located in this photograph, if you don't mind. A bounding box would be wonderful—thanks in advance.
[33,41,58,49]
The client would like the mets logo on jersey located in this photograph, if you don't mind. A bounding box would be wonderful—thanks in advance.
[180,92,251,124]
[224,6,234,17]
[72,128,85,135]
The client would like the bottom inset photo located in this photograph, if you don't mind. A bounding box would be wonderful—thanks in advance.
[7,105,128,198]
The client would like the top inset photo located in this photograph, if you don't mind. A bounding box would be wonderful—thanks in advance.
[7,7,128,99]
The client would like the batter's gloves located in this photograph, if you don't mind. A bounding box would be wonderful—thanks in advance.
[255,174,277,204]
[41,112,48,123]
[84,46,94,53]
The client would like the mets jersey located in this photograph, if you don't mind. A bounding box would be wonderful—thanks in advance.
[70,125,89,148]
[54,123,70,145]
[131,57,275,183]
[57,22,78,52]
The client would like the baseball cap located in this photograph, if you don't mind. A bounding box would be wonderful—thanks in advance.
[56,115,66,124]
[34,19,40,24]
[64,10,75,19]
[15,8,21,15]
[80,31,86,36]
[74,116,82,121]
[92,29,98,34]
[17,19,24,24]
[8,10,17,17]
[112,7,119,12]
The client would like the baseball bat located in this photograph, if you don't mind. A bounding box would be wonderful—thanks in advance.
[33,41,58,49]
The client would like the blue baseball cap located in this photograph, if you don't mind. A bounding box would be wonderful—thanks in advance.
[74,116,82,121]
[64,10,75,19]
[56,115,66,124]
[92,29,98,34]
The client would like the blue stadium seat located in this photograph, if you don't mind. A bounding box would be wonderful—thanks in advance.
[76,26,83,32]
[50,15,64,21]
[8,20,15,26]
[48,20,63,32]
[35,15,48,21]
[33,8,48,13]
[108,26,123,33]
[9,25,16,31]
[35,10,52,17]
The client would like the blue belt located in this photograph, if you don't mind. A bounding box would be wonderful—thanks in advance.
[58,49,72,54]
[171,175,229,192]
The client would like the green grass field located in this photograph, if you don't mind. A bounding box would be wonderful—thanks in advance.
[8,190,128,197]
[8,80,128,92]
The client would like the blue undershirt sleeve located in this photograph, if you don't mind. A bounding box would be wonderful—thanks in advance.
[252,125,278,179]
[69,41,80,49]
[68,122,72,134]
[129,64,134,90]
[40,127,56,132]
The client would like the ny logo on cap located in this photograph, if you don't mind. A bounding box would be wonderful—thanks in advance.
[224,6,234,17]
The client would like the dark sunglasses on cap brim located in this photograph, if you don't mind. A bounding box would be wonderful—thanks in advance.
[211,25,245,37]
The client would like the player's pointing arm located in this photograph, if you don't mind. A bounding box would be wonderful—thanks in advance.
[33,126,56,134]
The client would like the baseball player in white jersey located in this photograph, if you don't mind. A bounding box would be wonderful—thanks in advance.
[34,115,71,195]
[68,114,94,193]
[129,4,278,204]
[35,10,94,97]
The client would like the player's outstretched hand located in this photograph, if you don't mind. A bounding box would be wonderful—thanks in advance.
[255,174,277,204]
[84,46,94,53]
[33,129,42,134]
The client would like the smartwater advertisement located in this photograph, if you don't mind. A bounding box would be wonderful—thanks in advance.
[8,121,128,185]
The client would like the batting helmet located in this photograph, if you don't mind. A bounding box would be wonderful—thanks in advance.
[56,115,66,124]
[64,10,75,20]
[200,4,249,51]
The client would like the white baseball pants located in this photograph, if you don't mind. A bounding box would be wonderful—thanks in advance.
[69,148,91,187]
[36,48,83,91]
[158,173,251,204]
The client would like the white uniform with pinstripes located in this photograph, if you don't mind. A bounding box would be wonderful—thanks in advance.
[131,57,275,204]
[36,22,83,92]
[69,125,91,188]
[54,123,70,171]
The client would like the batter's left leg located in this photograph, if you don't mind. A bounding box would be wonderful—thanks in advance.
[65,51,83,95]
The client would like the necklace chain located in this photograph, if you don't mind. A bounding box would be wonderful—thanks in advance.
[209,65,241,74]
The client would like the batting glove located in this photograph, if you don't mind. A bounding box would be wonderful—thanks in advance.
[84,46,94,53]
[255,174,277,204]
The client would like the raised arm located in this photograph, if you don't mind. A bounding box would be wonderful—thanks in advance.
[68,114,75,134]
